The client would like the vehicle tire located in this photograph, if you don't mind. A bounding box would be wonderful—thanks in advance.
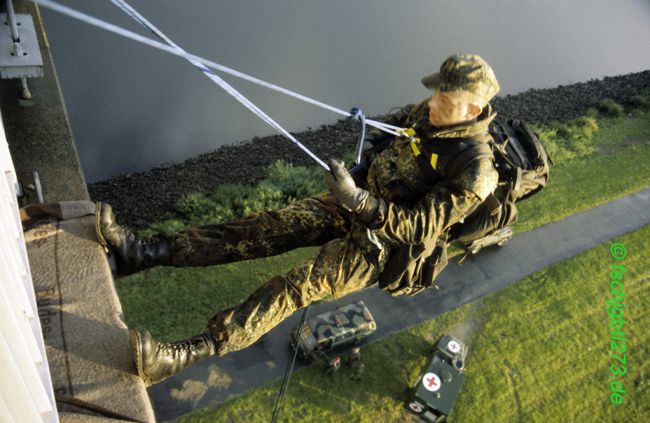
[407,400,424,414]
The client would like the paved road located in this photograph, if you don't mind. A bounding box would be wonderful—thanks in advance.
[149,187,650,421]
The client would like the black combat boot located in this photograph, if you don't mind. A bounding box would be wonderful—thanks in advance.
[129,329,217,386]
[95,202,172,275]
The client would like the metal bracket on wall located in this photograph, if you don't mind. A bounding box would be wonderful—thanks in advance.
[17,170,44,206]
[0,0,44,99]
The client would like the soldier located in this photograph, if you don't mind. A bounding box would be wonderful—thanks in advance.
[347,347,364,382]
[326,356,342,375]
[309,350,338,374]
[97,54,501,386]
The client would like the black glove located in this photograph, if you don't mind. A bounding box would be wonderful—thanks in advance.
[324,159,380,221]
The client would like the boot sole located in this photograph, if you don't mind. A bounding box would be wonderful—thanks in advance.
[128,330,153,387]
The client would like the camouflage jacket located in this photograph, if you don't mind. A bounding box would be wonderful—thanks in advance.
[357,99,499,294]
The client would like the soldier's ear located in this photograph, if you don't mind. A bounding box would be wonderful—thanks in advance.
[466,103,482,120]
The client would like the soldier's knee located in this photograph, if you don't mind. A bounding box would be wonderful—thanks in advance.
[279,269,336,310]
[206,307,240,356]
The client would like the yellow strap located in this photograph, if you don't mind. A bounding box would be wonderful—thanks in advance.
[410,140,421,156]
[407,130,439,170]
[430,152,438,169]
[405,127,422,157]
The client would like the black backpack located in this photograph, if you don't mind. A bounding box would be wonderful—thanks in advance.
[450,118,553,244]
[489,118,553,201]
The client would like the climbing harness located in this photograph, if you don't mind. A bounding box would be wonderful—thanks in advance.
[35,0,408,172]
[401,126,439,170]
[405,123,495,185]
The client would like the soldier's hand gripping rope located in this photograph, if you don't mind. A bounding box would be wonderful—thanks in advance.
[324,159,382,221]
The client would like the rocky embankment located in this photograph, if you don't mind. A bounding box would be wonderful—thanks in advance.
[89,70,650,229]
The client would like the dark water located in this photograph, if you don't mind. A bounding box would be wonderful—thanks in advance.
[40,0,650,183]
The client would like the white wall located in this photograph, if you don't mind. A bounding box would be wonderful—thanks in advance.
[0,111,58,423]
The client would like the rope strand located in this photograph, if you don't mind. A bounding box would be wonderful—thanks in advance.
[36,0,403,138]
[105,0,330,170]
[271,305,310,423]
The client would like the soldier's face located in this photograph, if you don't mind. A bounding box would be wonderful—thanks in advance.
[427,90,481,127]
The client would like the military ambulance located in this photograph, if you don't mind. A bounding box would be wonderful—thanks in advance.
[290,300,376,361]
[406,334,468,422]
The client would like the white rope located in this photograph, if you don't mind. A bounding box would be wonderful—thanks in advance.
[107,3,402,134]
[103,0,332,170]
[36,0,404,140]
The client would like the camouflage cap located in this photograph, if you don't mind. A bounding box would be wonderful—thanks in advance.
[421,54,500,107]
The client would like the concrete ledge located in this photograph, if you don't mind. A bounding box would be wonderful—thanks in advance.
[26,202,155,423]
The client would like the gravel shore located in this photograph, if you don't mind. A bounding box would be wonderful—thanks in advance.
[89,70,650,229]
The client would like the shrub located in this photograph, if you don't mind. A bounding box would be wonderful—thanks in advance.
[585,107,599,118]
[530,116,599,164]
[237,184,286,217]
[597,98,625,117]
[628,92,650,110]
[170,189,231,227]
[143,160,328,232]
[174,183,286,226]
[137,216,188,238]
[261,160,326,202]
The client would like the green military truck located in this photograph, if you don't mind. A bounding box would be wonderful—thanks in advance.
[290,300,376,365]
[406,334,468,422]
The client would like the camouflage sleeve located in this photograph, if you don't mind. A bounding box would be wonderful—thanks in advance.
[366,158,498,245]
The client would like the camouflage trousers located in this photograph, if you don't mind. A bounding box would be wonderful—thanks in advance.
[168,192,391,356]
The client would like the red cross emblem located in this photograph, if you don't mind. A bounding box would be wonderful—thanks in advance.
[448,340,460,353]
[422,372,441,392]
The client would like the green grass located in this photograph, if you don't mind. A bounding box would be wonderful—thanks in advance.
[117,246,318,341]
[517,110,650,233]
[179,223,650,423]
[117,110,650,341]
